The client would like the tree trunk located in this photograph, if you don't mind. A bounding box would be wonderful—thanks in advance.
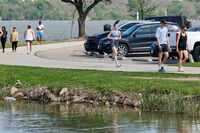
[78,16,86,38]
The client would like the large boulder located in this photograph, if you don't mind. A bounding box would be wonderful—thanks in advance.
[10,86,26,99]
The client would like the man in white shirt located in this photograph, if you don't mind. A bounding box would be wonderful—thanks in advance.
[156,20,169,72]
[37,20,45,44]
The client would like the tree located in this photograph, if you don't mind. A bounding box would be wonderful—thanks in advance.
[128,0,157,19]
[61,0,111,37]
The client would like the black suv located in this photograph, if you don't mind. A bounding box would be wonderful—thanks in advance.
[99,22,179,56]
[84,21,143,54]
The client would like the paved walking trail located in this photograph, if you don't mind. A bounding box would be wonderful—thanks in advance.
[0,41,200,74]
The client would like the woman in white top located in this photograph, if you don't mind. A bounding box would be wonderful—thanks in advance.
[107,23,121,67]
[24,25,35,54]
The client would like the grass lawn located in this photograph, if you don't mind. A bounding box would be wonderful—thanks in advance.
[183,62,200,67]
[170,62,200,67]
[0,65,200,96]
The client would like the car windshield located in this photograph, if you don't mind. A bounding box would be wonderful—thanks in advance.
[119,23,138,31]
[122,25,139,36]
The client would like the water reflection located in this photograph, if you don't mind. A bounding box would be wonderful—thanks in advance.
[0,101,200,133]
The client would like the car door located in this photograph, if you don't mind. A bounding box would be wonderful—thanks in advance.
[129,25,156,53]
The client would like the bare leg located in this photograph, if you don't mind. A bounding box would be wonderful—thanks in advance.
[158,52,163,68]
[112,47,121,67]
[27,41,30,54]
[182,50,188,63]
[30,42,32,54]
[178,51,183,71]
[162,52,169,64]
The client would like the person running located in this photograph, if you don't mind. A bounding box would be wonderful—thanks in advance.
[156,20,170,72]
[10,27,19,52]
[176,25,188,72]
[108,23,122,67]
[1,26,8,53]
[37,20,45,44]
[24,25,35,55]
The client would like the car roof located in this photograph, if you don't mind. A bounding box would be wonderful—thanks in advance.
[133,21,178,27]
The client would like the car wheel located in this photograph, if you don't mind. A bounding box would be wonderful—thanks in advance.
[118,43,129,56]
[193,46,200,62]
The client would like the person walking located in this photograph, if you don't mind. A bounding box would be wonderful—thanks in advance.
[108,23,122,67]
[1,26,8,53]
[156,20,170,72]
[24,25,35,55]
[176,25,188,72]
[36,20,45,44]
[10,27,19,52]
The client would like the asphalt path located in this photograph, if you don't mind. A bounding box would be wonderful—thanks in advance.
[0,41,200,74]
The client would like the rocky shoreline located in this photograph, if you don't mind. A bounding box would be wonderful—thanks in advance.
[3,86,142,108]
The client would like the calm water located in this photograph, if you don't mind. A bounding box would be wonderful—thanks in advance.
[0,20,120,41]
[0,101,200,133]
[0,20,199,41]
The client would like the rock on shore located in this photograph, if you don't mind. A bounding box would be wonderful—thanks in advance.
[7,87,142,108]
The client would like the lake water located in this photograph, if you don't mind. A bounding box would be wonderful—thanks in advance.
[0,101,200,133]
[0,20,199,41]
[0,20,118,41]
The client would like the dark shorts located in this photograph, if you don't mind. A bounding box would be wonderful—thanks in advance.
[157,44,169,53]
[111,40,119,49]
[26,40,33,43]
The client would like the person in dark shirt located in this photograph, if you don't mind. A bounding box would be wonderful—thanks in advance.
[1,26,8,53]
[176,25,188,72]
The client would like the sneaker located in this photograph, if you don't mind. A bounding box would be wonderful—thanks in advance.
[178,68,184,72]
[116,63,122,67]
[158,67,166,73]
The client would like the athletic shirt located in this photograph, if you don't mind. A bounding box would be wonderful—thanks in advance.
[156,27,168,45]
[11,31,19,42]
[110,30,121,40]
[37,24,44,33]
[178,33,187,50]
[25,29,34,41]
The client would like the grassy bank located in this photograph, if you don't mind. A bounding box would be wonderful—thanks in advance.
[0,65,200,114]
[0,65,200,96]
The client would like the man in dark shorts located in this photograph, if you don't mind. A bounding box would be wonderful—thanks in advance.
[156,20,169,72]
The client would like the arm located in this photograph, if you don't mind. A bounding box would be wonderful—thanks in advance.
[10,33,12,43]
[186,33,189,50]
[107,32,112,39]
[176,33,181,52]
[155,29,160,47]
[32,31,36,40]
[0,30,2,37]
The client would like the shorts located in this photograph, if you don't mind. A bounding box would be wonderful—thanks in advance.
[111,40,119,49]
[26,40,33,43]
[37,31,44,40]
[157,44,169,53]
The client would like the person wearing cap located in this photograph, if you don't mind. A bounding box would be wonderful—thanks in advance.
[156,20,170,72]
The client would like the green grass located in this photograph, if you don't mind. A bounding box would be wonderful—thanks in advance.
[0,65,200,96]
[170,62,200,67]
[183,62,200,67]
